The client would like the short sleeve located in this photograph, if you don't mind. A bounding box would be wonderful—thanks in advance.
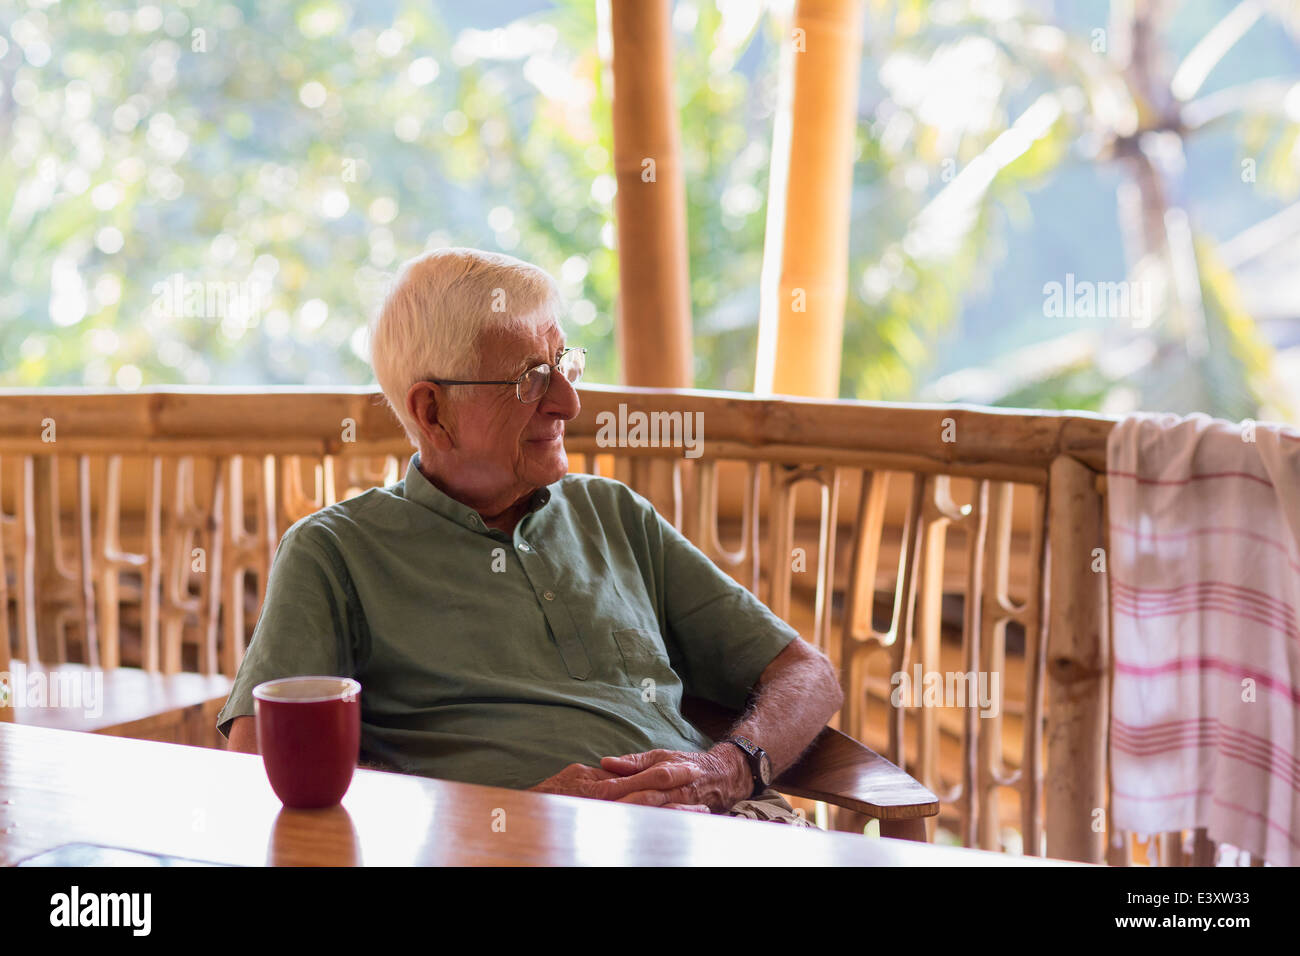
[214,523,361,739]
[632,488,800,712]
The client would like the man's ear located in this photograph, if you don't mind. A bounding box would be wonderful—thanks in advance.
[407,381,454,452]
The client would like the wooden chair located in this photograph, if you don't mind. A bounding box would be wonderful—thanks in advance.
[682,695,938,839]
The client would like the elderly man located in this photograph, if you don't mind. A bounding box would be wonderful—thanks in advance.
[217,247,842,825]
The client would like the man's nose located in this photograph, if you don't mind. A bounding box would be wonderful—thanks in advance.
[540,368,580,418]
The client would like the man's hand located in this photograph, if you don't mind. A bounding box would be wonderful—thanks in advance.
[597,745,752,813]
[527,762,710,813]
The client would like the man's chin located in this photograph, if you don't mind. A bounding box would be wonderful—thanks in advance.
[524,447,568,484]
[548,451,569,482]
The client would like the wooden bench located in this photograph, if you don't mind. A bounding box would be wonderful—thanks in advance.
[2,661,231,748]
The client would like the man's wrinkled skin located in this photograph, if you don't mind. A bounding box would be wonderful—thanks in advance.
[228,317,844,815]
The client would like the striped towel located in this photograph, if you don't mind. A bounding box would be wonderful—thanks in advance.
[1107,412,1300,866]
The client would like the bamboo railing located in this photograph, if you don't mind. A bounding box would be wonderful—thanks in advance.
[0,384,1222,864]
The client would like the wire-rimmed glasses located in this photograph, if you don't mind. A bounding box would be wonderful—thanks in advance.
[426,347,586,404]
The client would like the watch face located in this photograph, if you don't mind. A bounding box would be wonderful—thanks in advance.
[758,751,773,785]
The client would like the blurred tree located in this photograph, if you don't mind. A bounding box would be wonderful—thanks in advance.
[847,0,1300,418]
[0,0,623,387]
[2,0,1297,423]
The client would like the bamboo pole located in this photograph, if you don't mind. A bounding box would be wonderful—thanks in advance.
[609,0,693,390]
[76,455,99,669]
[1021,484,1050,855]
[1045,454,1109,863]
[960,480,989,848]
[756,0,864,398]
[608,0,693,523]
[32,456,62,662]
[977,482,1013,850]
[16,456,38,664]
[915,497,949,793]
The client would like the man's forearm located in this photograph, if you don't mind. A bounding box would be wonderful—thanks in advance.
[720,640,843,784]
[225,715,259,754]
[595,639,844,812]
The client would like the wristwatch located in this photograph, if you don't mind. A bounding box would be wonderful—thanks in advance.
[720,735,772,799]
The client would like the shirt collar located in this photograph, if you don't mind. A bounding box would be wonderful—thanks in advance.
[402,453,553,532]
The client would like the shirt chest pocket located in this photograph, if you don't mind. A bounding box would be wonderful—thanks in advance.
[611,627,697,739]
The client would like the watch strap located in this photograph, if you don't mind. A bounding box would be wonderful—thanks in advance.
[721,735,767,799]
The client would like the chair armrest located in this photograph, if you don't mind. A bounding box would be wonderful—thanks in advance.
[681,695,939,822]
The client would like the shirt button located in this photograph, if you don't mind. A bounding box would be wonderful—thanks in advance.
[543,590,555,601]
[518,542,530,552]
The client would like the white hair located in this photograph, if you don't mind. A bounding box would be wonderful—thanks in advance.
[369,247,563,447]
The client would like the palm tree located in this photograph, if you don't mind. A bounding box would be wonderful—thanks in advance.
[851,0,1300,420]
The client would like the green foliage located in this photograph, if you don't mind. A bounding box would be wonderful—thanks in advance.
[2,0,1297,424]
[0,0,621,387]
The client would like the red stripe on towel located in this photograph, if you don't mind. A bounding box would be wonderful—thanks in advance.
[1111,734,1300,791]
[1108,469,1274,489]
[1112,718,1300,785]
[1111,598,1300,642]
[1112,656,1300,705]
[1112,579,1297,621]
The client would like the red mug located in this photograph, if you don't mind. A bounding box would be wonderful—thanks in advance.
[253,676,361,809]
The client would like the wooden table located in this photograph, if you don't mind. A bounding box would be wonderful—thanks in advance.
[3,662,231,748]
[0,724,1082,866]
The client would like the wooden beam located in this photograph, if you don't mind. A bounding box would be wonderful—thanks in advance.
[609,0,693,388]
[0,386,1119,474]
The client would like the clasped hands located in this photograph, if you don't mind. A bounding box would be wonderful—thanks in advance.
[528,744,753,814]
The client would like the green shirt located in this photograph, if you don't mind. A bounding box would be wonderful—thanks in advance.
[216,453,798,790]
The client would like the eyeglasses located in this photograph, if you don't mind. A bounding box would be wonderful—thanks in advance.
[426,347,586,404]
